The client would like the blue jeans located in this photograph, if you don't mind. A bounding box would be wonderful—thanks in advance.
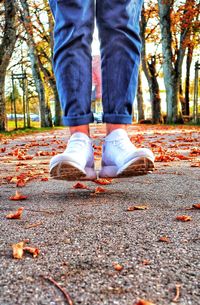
[49,0,143,126]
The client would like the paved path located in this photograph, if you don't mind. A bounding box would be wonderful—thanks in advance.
[0,125,200,305]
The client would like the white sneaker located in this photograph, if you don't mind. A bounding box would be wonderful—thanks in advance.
[50,132,97,180]
[99,129,155,178]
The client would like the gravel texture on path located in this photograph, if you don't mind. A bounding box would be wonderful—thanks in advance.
[0,125,200,305]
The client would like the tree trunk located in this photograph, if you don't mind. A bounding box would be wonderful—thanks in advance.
[37,54,62,126]
[137,67,145,121]
[157,0,179,123]
[20,0,47,127]
[185,45,193,116]
[140,7,162,124]
[148,57,162,124]
[0,0,17,131]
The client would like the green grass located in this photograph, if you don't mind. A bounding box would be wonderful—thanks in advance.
[7,120,40,130]
[0,120,64,137]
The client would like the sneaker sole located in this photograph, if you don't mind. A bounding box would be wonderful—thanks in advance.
[50,161,97,181]
[117,157,154,178]
[99,157,154,178]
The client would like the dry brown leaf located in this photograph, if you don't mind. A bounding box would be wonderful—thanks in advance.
[94,186,106,193]
[135,300,156,305]
[159,236,171,243]
[6,207,24,219]
[191,162,200,167]
[176,215,192,222]
[113,263,123,271]
[16,179,26,187]
[23,246,40,258]
[94,178,113,185]
[12,241,25,259]
[127,205,149,211]
[192,203,200,209]
[9,191,27,201]
[41,177,49,181]
[73,182,88,189]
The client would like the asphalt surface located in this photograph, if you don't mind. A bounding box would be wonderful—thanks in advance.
[0,125,200,305]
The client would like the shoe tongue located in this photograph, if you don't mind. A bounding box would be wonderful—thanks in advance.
[69,132,91,142]
[105,129,128,141]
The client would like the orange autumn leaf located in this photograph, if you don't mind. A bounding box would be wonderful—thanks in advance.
[73,182,88,189]
[6,207,24,219]
[192,203,200,209]
[159,236,171,243]
[135,300,156,305]
[16,179,26,187]
[12,241,25,259]
[94,186,106,193]
[176,215,192,222]
[127,205,149,211]
[23,246,40,258]
[113,263,123,271]
[41,177,49,181]
[191,162,200,167]
[155,155,175,162]
[94,178,113,185]
[9,191,27,201]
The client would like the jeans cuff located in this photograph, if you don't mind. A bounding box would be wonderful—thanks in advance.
[103,113,133,124]
[62,112,94,126]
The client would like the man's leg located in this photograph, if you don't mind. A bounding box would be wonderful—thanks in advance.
[96,0,154,178]
[96,0,143,126]
[49,0,96,180]
[49,0,94,126]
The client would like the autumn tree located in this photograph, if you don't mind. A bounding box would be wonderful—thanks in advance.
[183,5,199,115]
[32,0,62,126]
[0,0,17,131]
[17,0,52,127]
[158,0,198,123]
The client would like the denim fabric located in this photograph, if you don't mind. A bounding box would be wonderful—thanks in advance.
[49,0,143,126]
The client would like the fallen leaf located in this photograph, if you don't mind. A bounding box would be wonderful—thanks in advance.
[23,246,40,258]
[94,186,106,193]
[176,215,192,222]
[94,178,113,185]
[155,155,175,162]
[113,263,123,271]
[6,207,24,219]
[127,205,149,211]
[41,177,49,181]
[192,203,200,209]
[135,300,156,305]
[16,179,26,187]
[159,236,171,243]
[9,191,27,201]
[12,241,25,259]
[73,182,88,189]
[191,162,200,167]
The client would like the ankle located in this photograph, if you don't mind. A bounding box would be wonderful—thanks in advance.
[69,125,90,137]
[106,124,127,136]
